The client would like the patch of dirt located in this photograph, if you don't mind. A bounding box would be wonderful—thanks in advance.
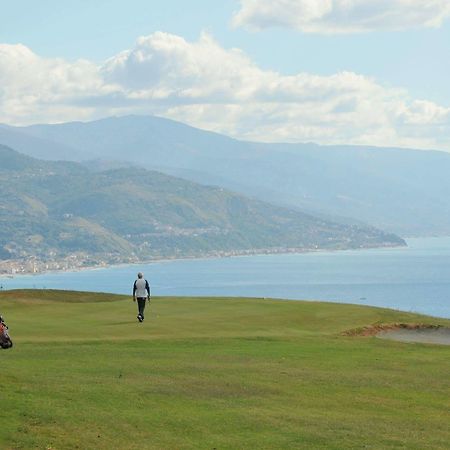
[342,323,440,337]
[343,323,450,345]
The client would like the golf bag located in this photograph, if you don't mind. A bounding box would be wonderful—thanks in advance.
[0,315,13,349]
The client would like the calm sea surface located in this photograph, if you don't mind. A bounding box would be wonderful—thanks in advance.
[1,237,450,318]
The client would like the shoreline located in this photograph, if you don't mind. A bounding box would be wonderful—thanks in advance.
[0,242,408,280]
[2,237,450,320]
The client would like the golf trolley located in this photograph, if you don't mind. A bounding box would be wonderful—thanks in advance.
[0,315,13,349]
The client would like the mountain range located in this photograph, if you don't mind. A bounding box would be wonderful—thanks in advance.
[0,145,404,265]
[2,115,450,236]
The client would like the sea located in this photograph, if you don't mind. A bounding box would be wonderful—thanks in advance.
[1,237,450,319]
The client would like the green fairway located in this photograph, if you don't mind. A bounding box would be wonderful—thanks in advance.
[1,290,449,450]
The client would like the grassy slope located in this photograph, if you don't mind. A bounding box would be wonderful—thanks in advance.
[1,145,405,262]
[1,290,449,450]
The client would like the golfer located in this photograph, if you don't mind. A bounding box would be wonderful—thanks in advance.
[133,272,150,322]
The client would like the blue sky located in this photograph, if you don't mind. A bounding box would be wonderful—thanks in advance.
[1,0,450,150]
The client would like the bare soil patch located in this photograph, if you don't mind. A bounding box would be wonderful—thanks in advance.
[343,323,450,345]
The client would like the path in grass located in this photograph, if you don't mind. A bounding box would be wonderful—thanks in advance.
[1,290,449,449]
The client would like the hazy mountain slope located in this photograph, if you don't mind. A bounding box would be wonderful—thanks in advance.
[0,145,404,263]
[19,115,249,164]
[0,124,86,161]
[7,115,450,235]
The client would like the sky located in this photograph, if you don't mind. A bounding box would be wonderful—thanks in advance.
[1,0,450,151]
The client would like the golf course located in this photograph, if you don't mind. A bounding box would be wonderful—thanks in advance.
[1,290,449,450]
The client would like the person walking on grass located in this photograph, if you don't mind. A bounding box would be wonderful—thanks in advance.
[133,272,150,322]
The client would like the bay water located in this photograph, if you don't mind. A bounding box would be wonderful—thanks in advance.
[1,237,450,318]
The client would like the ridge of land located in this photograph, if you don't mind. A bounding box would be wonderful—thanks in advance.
[0,144,405,274]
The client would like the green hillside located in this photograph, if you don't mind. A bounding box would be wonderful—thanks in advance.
[1,290,449,449]
[0,145,404,264]
[10,114,450,236]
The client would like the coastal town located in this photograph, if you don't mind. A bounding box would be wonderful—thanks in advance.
[0,239,404,278]
[0,253,130,276]
[0,246,325,277]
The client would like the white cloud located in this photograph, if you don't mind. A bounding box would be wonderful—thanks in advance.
[232,0,450,33]
[0,33,450,151]
[102,32,271,102]
[0,43,110,124]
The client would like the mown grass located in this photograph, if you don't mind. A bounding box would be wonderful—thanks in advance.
[1,290,449,449]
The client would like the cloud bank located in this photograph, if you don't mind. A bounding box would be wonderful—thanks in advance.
[1,32,450,151]
[232,0,450,33]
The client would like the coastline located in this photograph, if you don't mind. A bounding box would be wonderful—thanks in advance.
[0,241,408,280]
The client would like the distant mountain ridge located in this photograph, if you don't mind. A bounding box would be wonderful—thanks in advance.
[0,123,87,161]
[3,115,450,236]
[0,145,404,266]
